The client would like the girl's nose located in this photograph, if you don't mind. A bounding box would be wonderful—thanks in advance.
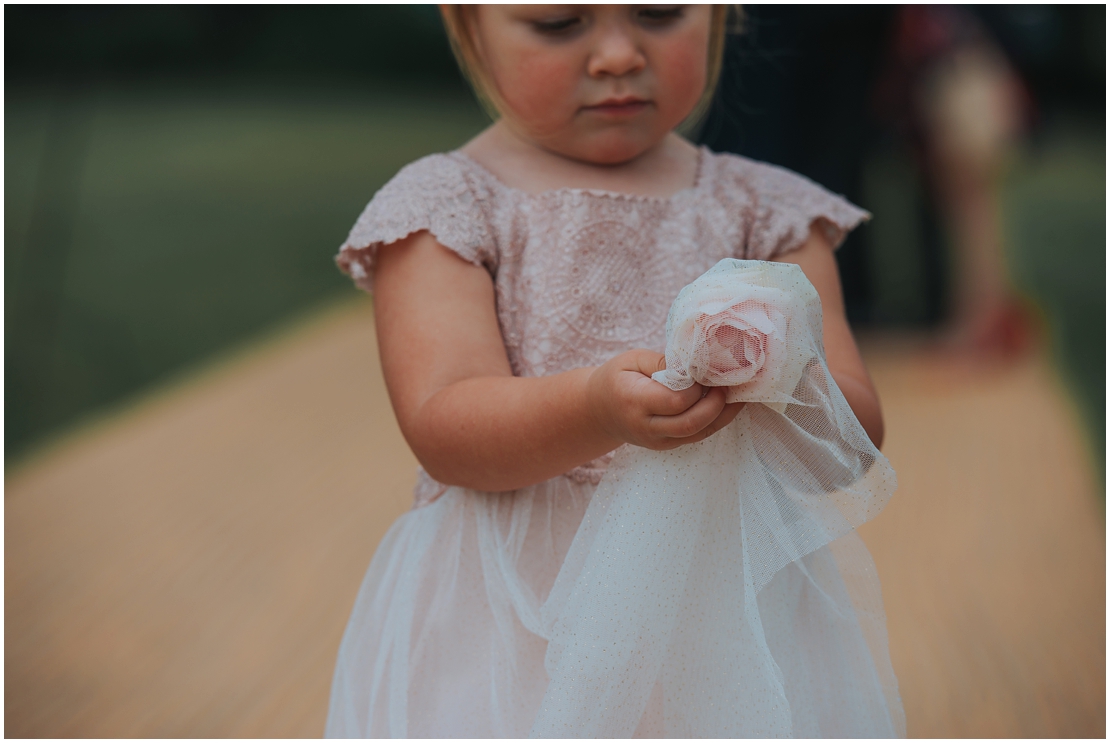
[586,24,647,78]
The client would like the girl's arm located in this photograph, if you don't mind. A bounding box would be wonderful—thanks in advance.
[772,224,885,448]
[372,231,743,492]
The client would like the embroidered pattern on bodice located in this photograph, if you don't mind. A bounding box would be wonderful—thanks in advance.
[338,148,868,493]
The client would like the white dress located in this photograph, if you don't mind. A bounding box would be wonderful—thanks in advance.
[328,147,904,737]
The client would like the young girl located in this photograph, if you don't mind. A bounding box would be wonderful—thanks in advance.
[328,5,902,737]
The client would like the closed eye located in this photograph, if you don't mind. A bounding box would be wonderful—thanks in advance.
[636,5,685,25]
[532,15,583,35]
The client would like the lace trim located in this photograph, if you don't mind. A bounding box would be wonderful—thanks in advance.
[449,147,707,204]
[336,154,496,290]
[731,157,871,260]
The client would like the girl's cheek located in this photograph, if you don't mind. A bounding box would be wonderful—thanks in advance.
[663,48,707,110]
[498,56,579,129]
[656,28,710,114]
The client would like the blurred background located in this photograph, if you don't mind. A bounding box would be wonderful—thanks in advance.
[6,5,486,462]
[6,5,1105,738]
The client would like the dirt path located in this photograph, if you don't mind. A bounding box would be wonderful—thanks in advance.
[5,299,1104,737]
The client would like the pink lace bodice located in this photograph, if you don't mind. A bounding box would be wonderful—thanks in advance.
[337,147,868,495]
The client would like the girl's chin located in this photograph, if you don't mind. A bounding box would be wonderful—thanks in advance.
[542,133,662,166]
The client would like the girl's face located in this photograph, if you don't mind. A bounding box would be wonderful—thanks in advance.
[471,5,712,164]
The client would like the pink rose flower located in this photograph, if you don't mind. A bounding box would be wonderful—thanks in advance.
[678,299,785,388]
[652,260,819,408]
[661,297,788,398]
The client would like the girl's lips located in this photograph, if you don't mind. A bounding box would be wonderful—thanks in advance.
[582,99,650,117]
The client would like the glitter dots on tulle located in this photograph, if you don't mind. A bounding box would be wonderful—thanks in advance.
[533,260,901,737]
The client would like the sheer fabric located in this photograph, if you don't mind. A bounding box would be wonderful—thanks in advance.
[533,261,903,736]
[326,150,896,738]
[328,477,594,737]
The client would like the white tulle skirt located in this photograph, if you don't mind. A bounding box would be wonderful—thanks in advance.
[325,467,902,738]
[327,260,904,737]
[326,476,592,738]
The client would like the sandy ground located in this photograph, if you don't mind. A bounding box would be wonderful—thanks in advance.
[5,298,1104,737]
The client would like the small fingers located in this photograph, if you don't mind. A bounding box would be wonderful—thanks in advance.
[612,349,701,416]
[636,376,703,415]
[648,387,726,440]
[619,349,668,378]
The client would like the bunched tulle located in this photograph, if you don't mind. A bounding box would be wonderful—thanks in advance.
[327,260,903,738]
[535,260,903,736]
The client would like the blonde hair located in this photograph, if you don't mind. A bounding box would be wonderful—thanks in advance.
[440,5,741,133]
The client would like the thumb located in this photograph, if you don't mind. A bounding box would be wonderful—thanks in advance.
[620,348,668,378]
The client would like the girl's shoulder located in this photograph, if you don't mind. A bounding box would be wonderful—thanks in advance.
[357,151,497,222]
[377,151,486,195]
[700,148,871,260]
[338,152,498,290]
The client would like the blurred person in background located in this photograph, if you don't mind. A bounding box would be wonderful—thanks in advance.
[702,5,1052,361]
[875,4,1033,359]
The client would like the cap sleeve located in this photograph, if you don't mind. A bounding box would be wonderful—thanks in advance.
[336,154,496,291]
[728,156,870,262]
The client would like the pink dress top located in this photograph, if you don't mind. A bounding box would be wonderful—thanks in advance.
[336,147,868,500]
[326,147,875,738]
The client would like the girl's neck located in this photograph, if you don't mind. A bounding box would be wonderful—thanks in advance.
[460,122,700,199]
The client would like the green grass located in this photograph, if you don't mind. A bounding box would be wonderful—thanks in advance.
[6,81,489,459]
[1003,120,1106,478]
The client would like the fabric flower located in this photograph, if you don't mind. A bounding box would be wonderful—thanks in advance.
[652,259,818,408]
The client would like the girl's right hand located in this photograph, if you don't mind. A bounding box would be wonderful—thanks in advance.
[374,231,743,491]
[586,349,744,451]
